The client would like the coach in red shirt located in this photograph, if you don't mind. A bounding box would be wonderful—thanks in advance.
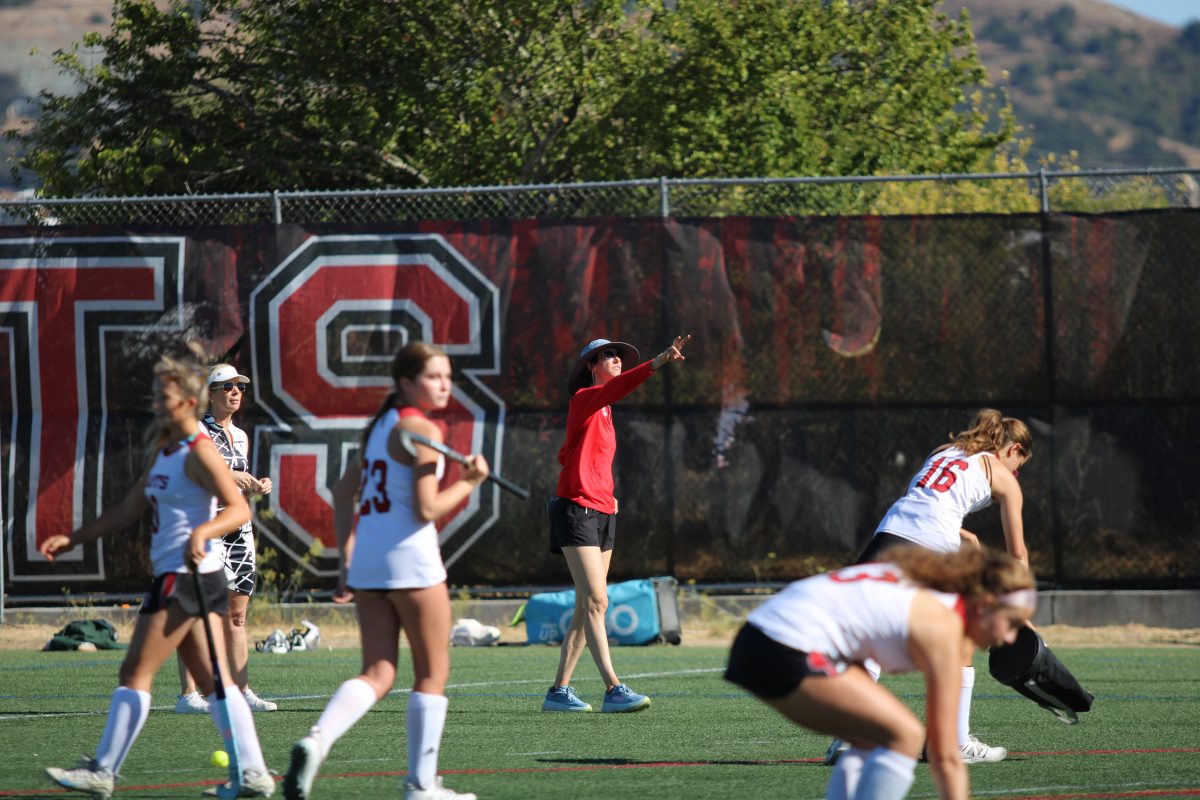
[541,334,690,715]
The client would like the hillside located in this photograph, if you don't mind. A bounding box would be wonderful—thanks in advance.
[2,0,1198,194]
[945,0,1200,167]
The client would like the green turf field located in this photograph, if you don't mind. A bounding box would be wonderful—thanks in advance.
[1,644,1197,799]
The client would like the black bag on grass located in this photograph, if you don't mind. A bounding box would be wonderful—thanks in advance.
[989,625,1093,724]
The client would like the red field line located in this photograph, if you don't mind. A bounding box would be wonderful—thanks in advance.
[4,748,1197,797]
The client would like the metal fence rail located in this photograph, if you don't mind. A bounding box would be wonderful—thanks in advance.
[2,168,1199,226]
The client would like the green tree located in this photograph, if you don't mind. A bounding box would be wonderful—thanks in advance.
[8,0,1017,196]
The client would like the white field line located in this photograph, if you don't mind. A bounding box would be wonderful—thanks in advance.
[0,667,724,721]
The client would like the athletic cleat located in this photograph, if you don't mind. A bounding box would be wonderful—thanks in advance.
[542,685,592,712]
[600,683,650,713]
[203,767,276,797]
[960,735,1007,764]
[402,776,477,800]
[45,758,115,799]
[243,688,278,712]
[283,728,324,800]
[824,737,849,765]
[176,690,211,714]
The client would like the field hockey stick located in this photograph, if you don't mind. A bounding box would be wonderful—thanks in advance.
[191,567,242,799]
[399,430,531,499]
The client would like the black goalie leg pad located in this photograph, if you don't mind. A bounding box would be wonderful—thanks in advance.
[989,625,1095,724]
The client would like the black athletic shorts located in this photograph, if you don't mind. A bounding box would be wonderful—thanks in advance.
[852,531,916,565]
[724,622,847,699]
[139,570,229,616]
[548,497,616,554]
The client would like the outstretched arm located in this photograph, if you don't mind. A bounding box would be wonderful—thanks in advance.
[651,334,691,370]
[39,476,151,561]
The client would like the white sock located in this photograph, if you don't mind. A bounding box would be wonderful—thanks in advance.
[95,687,151,773]
[856,747,917,800]
[864,659,882,683]
[958,666,975,746]
[825,746,869,800]
[314,678,378,758]
[208,685,266,772]
[406,691,449,790]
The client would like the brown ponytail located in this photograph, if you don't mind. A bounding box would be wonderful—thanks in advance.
[888,546,1034,601]
[949,408,1033,458]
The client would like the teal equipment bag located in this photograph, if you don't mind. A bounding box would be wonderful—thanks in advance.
[524,577,680,645]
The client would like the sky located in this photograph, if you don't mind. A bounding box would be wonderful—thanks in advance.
[1103,0,1199,27]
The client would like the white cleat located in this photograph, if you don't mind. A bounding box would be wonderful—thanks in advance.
[283,728,324,800]
[203,767,276,797]
[176,690,211,714]
[45,759,115,799]
[960,734,1008,764]
[243,688,279,712]
[402,776,477,800]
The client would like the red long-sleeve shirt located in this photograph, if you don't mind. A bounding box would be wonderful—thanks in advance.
[554,360,656,513]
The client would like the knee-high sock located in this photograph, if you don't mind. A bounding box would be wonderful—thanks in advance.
[313,678,378,758]
[95,687,151,773]
[855,747,917,800]
[825,746,870,800]
[208,685,266,772]
[864,659,882,683]
[958,666,975,746]
[406,692,449,790]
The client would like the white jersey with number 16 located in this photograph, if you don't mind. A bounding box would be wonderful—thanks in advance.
[875,446,994,553]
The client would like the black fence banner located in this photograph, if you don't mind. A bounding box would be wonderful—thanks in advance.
[2,212,1198,593]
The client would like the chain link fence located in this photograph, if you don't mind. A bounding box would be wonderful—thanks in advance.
[2,170,1199,592]
[3,168,1199,226]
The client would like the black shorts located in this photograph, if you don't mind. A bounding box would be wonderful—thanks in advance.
[724,623,846,699]
[853,531,917,565]
[139,570,229,617]
[548,497,616,554]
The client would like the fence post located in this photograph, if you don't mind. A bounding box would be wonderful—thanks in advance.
[1037,170,1062,585]
[272,190,282,225]
[659,176,670,218]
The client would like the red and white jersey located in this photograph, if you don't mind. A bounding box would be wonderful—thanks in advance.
[348,407,447,590]
[746,562,961,674]
[875,446,994,553]
[145,432,221,575]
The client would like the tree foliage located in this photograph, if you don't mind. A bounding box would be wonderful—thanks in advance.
[8,0,1016,196]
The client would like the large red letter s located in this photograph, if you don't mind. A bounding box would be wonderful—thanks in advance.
[249,234,505,578]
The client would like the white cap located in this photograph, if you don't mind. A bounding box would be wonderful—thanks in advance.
[208,365,250,385]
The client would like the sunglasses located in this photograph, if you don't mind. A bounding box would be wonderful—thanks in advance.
[592,349,620,363]
[210,382,245,393]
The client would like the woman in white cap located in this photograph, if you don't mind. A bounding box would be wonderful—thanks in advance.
[176,363,277,714]
[542,334,691,714]
[725,546,1036,800]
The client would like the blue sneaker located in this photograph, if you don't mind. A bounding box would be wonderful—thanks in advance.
[542,685,592,712]
[601,683,650,713]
